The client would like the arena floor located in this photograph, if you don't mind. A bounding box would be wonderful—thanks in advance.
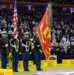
[13,64,74,75]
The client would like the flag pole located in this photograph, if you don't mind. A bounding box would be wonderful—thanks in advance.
[14,0,17,8]
[48,3,53,27]
[47,3,53,41]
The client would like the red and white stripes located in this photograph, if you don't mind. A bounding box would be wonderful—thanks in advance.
[13,8,18,39]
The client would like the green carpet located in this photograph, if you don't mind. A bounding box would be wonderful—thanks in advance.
[13,64,74,75]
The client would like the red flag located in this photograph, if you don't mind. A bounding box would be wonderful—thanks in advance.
[13,0,18,39]
[37,9,51,60]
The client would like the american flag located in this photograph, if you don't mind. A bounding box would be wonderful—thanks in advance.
[13,0,18,39]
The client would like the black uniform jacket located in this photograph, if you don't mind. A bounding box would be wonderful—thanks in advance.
[0,37,8,55]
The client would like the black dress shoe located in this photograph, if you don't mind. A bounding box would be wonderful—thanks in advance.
[13,70,19,72]
[37,69,43,71]
[24,69,30,71]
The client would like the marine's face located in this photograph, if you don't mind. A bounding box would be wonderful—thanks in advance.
[24,34,29,38]
[2,33,6,38]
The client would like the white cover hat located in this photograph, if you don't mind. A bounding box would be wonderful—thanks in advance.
[1,31,7,34]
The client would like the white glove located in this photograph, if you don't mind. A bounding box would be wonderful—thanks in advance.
[19,52,21,54]
[5,44,8,47]
[30,52,31,54]
[39,49,42,53]
[22,44,27,47]
[30,38,33,41]
[12,45,16,48]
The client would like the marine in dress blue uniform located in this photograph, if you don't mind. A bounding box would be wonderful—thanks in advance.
[0,31,8,69]
[21,32,31,71]
[10,38,19,72]
[34,34,43,71]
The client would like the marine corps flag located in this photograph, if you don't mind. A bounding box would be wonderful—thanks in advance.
[37,4,52,59]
